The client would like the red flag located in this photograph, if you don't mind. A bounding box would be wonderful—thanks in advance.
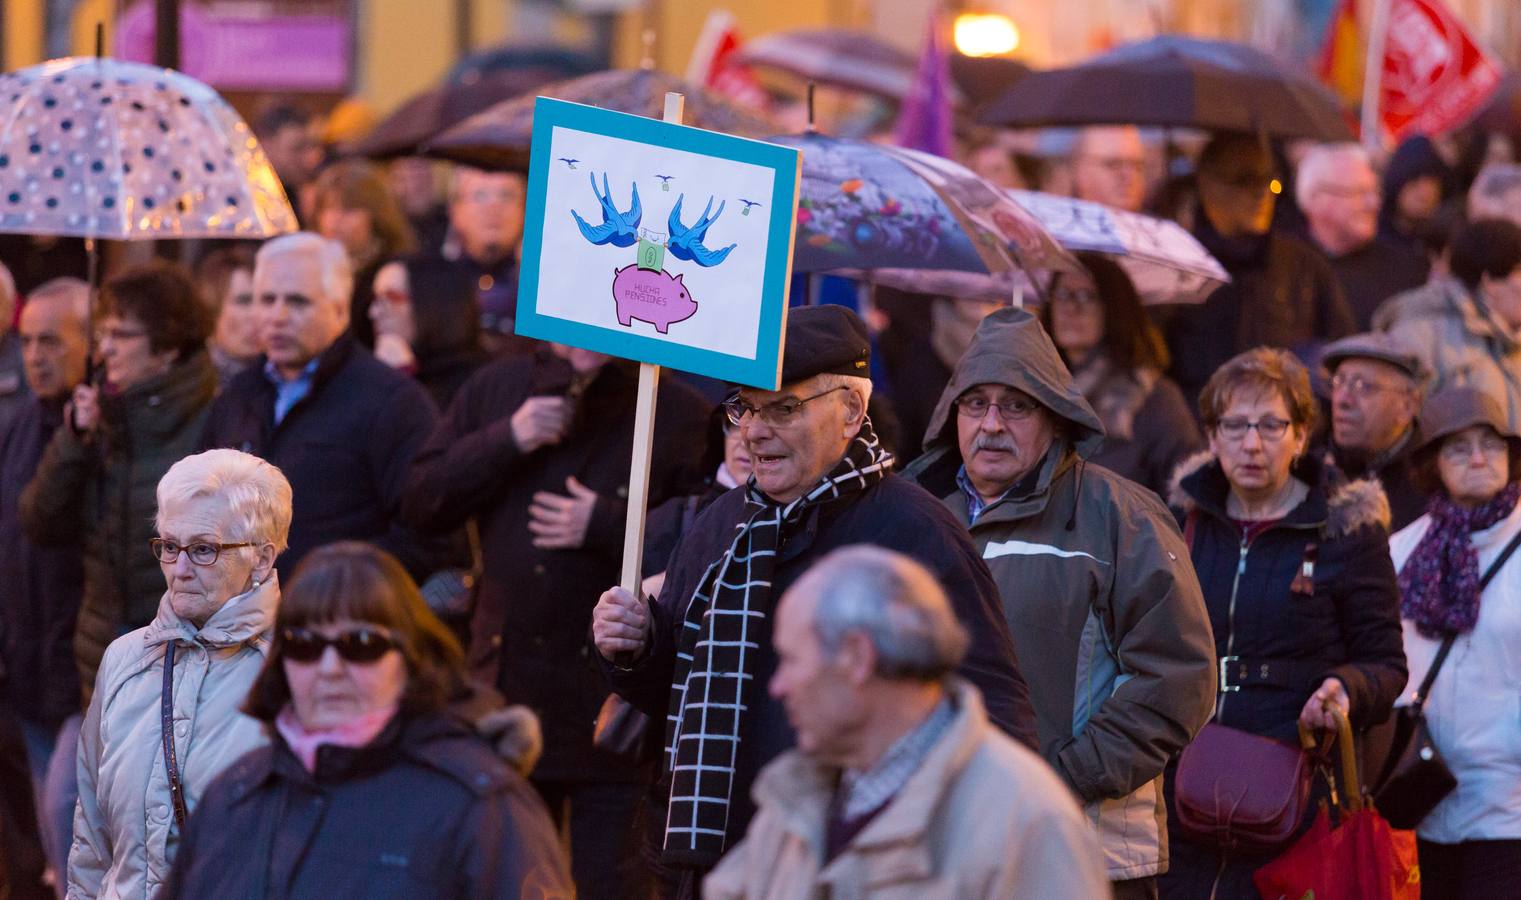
[1378,0,1502,140]
[684,11,770,114]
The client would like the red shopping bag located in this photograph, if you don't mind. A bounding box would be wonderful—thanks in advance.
[1253,807,1420,900]
[1254,706,1420,900]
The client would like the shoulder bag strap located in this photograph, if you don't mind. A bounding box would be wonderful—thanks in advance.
[1413,526,1521,709]
[160,641,190,831]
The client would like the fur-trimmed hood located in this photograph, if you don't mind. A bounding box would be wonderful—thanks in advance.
[1168,450,1391,539]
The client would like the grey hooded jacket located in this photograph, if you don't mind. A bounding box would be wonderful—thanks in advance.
[903,308,1217,880]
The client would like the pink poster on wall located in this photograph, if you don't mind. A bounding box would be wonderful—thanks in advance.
[115,2,351,92]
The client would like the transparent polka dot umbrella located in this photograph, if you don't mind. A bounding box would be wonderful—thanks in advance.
[0,56,296,240]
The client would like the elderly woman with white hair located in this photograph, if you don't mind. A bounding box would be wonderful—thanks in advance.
[67,448,292,900]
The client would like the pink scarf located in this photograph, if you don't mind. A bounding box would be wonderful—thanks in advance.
[275,704,399,773]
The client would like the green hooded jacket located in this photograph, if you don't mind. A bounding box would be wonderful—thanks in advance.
[904,308,1217,880]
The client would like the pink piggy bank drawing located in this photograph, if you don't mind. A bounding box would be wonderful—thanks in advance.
[611,264,699,334]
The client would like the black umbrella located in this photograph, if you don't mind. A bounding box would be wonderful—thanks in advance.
[345,69,561,160]
[423,69,778,172]
[979,35,1354,141]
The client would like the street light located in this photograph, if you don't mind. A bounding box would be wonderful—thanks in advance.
[953,11,1019,58]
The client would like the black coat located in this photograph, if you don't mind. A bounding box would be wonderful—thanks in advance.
[1325,236,1429,332]
[199,336,447,583]
[600,472,1039,852]
[1167,224,1355,408]
[1172,454,1406,739]
[1164,455,1408,900]
[402,352,710,782]
[166,712,573,900]
[1326,429,1427,534]
[0,398,83,725]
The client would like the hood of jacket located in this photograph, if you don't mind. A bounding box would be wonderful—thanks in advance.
[141,572,281,651]
[1168,450,1390,539]
[1372,277,1521,352]
[921,307,1106,457]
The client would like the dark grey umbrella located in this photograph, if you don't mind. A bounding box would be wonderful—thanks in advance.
[423,69,778,172]
[345,69,561,160]
[979,35,1354,141]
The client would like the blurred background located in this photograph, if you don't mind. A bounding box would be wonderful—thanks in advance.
[2,1,1515,126]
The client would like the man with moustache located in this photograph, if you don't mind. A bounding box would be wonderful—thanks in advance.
[904,307,1216,900]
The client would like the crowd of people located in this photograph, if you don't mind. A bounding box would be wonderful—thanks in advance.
[0,95,1519,900]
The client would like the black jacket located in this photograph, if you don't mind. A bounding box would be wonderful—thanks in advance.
[21,353,216,700]
[1170,453,1407,740]
[402,352,710,781]
[166,711,573,900]
[600,472,1039,851]
[199,336,447,583]
[1327,427,1428,534]
[0,397,83,725]
[1167,223,1356,408]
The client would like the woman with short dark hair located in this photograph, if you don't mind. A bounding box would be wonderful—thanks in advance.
[20,261,218,701]
[1375,217,1521,432]
[1389,387,1521,900]
[1161,347,1407,900]
[1039,251,1202,496]
[167,542,572,900]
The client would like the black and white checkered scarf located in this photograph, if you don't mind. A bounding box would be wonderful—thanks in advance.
[661,420,893,866]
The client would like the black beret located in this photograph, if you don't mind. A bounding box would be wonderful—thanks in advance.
[780,304,871,385]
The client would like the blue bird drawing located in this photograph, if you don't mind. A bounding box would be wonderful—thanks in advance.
[655,175,674,191]
[738,199,762,216]
[558,157,579,169]
[667,194,736,267]
[571,173,642,248]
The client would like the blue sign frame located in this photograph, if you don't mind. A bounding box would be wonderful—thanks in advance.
[515,97,800,389]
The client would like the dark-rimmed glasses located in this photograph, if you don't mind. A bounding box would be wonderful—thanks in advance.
[1215,417,1292,442]
[279,627,399,664]
[723,385,848,427]
[150,538,256,566]
[955,395,1040,421]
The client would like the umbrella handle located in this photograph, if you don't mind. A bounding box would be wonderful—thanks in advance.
[1298,704,1363,814]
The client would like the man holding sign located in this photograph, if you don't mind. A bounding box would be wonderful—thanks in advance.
[592,306,1037,892]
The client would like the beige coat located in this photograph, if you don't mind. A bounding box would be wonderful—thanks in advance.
[704,680,1110,900]
[67,577,279,900]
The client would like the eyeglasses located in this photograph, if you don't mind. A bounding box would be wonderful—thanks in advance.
[150,538,256,566]
[1050,286,1100,308]
[279,627,399,664]
[955,394,1041,421]
[1440,434,1508,462]
[1215,417,1293,442]
[723,385,848,427]
[1331,372,1409,398]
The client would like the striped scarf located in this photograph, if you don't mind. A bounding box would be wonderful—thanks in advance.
[662,421,892,866]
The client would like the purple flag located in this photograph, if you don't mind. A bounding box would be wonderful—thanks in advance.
[894,7,954,158]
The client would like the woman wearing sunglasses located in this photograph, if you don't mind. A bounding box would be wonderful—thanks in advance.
[166,541,572,899]
[69,449,290,900]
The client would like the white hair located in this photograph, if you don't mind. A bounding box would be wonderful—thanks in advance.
[255,232,353,313]
[24,277,90,326]
[791,545,969,681]
[812,372,874,407]
[1296,142,1372,208]
[156,449,294,553]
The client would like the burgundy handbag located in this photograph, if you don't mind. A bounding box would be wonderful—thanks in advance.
[1174,722,1311,854]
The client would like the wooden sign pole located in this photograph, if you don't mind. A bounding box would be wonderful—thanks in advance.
[618,91,686,597]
